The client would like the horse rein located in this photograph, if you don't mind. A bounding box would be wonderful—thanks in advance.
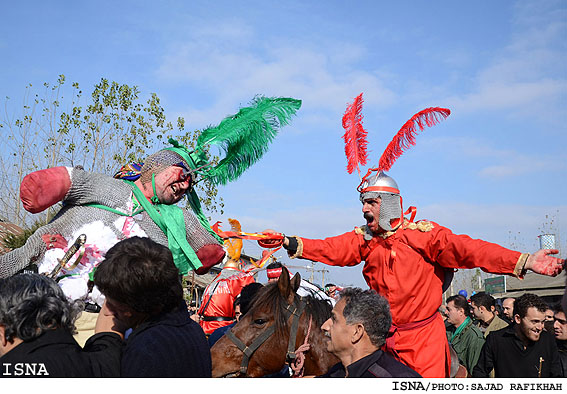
[224,297,307,376]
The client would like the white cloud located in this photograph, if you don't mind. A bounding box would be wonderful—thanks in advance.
[442,2,566,121]
[156,19,397,126]
[422,136,565,179]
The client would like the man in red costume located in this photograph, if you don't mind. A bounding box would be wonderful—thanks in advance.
[265,171,565,377]
[198,258,255,336]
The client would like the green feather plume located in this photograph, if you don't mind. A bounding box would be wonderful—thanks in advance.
[197,96,302,185]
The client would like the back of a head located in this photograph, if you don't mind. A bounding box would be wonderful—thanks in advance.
[94,236,183,315]
[447,294,470,317]
[513,293,548,319]
[340,287,391,348]
[0,274,81,342]
[239,282,264,316]
[266,261,283,270]
[266,261,284,281]
[470,292,495,311]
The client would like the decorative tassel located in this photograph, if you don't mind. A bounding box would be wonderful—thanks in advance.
[342,93,369,177]
[377,107,450,172]
[197,96,302,185]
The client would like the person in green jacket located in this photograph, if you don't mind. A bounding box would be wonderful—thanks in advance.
[445,294,485,375]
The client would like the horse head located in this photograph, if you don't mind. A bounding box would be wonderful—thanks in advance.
[211,266,338,377]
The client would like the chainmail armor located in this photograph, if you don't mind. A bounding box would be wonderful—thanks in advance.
[360,191,402,232]
[139,150,190,185]
[0,168,218,279]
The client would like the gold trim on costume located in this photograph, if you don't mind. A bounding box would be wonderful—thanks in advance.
[288,236,303,259]
[405,220,434,232]
[513,253,530,278]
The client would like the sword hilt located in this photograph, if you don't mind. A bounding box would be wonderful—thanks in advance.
[47,234,87,279]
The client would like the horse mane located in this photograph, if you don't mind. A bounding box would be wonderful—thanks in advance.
[248,282,333,338]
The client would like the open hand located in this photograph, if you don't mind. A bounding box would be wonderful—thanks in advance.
[525,249,565,276]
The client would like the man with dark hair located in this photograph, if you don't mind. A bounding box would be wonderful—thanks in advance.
[544,305,555,332]
[470,292,508,337]
[473,293,562,377]
[94,236,211,377]
[552,303,567,376]
[319,288,420,378]
[445,294,485,375]
[0,274,122,377]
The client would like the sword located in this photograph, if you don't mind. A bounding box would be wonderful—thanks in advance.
[47,234,87,280]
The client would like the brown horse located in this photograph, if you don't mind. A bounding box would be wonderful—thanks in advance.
[210,267,339,377]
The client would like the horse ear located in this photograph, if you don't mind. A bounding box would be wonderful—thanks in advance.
[278,267,294,304]
[290,272,301,294]
[278,266,292,299]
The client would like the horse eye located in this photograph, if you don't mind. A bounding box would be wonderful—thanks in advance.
[254,318,267,325]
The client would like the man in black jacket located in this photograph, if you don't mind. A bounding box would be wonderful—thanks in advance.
[94,236,211,377]
[552,303,567,376]
[318,287,420,378]
[472,293,561,378]
[0,273,122,377]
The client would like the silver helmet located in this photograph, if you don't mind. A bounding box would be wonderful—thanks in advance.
[359,171,402,232]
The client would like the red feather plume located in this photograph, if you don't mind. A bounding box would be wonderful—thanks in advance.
[377,107,450,172]
[342,93,369,175]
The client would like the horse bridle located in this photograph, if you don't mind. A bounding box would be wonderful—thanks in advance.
[224,297,307,376]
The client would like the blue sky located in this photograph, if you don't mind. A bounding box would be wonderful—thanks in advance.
[1,1,566,288]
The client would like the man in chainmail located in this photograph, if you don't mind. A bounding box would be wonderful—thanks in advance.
[0,148,225,344]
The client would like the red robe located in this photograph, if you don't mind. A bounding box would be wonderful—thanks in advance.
[292,220,526,377]
[198,269,255,335]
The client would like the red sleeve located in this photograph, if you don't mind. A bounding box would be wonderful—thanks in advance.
[299,231,366,267]
[20,167,71,213]
[404,222,521,275]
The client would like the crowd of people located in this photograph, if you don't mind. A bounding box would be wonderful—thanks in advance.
[1,241,565,378]
[0,141,566,378]
[443,291,566,377]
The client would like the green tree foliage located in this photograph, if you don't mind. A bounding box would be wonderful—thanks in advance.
[0,75,223,232]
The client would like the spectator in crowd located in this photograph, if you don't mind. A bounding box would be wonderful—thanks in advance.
[552,303,567,376]
[473,293,561,377]
[470,292,509,337]
[501,297,515,324]
[208,282,264,347]
[94,236,211,377]
[0,273,122,377]
[493,300,504,319]
[318,288,420,378]
[544,305,555,332]
[325,283,341,301]
[439,305,449,323]
[445,294,485,375]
